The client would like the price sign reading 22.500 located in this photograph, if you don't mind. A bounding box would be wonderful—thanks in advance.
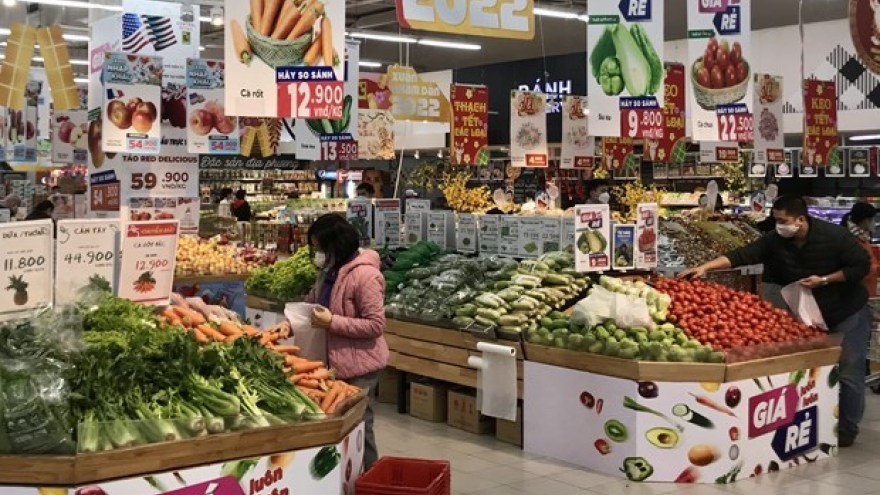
[396,0,535,40]
[276,67,344,120]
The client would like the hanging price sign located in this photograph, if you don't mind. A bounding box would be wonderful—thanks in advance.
[117,221,180,305]
[276,67,344,120]
[620,98,665,140]
[716,106,754,142]
[55,219,119,306]
[0,220,53,315]
[320,136,359,161]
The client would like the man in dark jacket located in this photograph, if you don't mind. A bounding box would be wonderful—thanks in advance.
[680,196,871,447]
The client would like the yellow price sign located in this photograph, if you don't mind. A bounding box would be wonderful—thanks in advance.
[395,0,535,40]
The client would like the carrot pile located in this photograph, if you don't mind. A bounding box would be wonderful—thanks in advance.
[158,293,360,415]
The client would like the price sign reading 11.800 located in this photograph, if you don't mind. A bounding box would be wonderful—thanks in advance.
[276,67,345,120]
[0,220,53,315]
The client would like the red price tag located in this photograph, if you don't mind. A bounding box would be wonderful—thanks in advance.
[91,182,120,211]
[321,139,358,161]
[621,108,665,140]
[574,156,594,169]
[716,146,740,162]
[278,81,345,119]
[767,149,786,163]
[717,111,754,142]
[526,154,548,167]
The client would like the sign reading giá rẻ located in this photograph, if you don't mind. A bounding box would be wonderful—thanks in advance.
[450,84,489,166]
[802,79,838,167]
[386,65,451,123]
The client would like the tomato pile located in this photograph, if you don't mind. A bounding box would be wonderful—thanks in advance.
[654,278,824,353]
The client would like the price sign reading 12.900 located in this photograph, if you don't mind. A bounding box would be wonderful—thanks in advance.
[117,221,180,306]
[0,220,54,314]
[396,0,535,40]
[276,67,345,120]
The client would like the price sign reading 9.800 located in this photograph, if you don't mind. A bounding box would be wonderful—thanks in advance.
[622,108,664,140]
[396,0,534,40]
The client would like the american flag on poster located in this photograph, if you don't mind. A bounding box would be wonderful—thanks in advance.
[122,13,177,53]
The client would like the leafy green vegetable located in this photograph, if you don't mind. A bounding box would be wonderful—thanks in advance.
[611,23,652,97]
[246,248,318,301]
[590,26,617,80]
[629,24,663,95]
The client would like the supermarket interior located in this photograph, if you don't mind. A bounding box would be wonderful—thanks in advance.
[5,0,880,494]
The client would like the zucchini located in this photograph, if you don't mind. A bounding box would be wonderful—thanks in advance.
[476,307,502,321]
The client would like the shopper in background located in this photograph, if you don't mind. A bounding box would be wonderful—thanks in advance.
[0,193,21,217]
[842,202,879,297]
[305,214,388,470]
[586,179,611,204]
[230,190,252,222]
[679,195,871,447]
[25,200,55,221]
[217,188,233,217]
[356,182,375,200]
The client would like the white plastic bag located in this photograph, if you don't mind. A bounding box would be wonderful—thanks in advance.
[780,283,828,330]
[570,286,654,330]
[612,293,653,329]
[284,302,328,362]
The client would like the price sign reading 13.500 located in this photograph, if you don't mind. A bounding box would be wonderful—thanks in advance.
[396,0,535,40]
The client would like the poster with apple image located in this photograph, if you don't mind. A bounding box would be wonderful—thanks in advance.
[574,204,611,273]
[186,59,239,155]
[0,220,53,317]
[101,53,163,154]
[52,88,89,164]
[687,0,752,143]
[635,202,658,269]
[223,0,346,118]
[587,0,665,138]
[294,41,360,161]
[55,219,119,306]
[117,220,179,305]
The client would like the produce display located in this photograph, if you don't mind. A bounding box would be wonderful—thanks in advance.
[383,241,446,297]
[245,248,317,301]
[176,235,278,277]
[654,278,830,361]
[658,219,760,269]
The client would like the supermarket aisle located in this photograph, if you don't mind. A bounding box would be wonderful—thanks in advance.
[374,394,880,495]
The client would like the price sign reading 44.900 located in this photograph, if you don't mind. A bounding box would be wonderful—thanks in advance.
[277,67,344,119]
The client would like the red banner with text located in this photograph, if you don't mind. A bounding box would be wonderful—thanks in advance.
[802,79,838,167]
[645,63,686,164]
[450,84,489,166]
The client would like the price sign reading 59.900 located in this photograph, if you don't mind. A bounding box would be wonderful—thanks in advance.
[396,0,535,40]
[276,67,344,119]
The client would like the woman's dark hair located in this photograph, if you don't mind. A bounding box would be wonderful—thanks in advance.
[235,189,247,200]
[218,188,233,203]
[307,214,360,269]
[586,179,610,195]
[29,200,54,218]
[356,183,375,196]
[843,201,877,226]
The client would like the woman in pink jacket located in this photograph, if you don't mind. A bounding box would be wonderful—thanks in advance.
[307,214,389,470]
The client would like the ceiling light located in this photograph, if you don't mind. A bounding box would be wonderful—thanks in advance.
[24,0,120,11]
[437,149,443,158]
[3,0,16,7]
[849,134,880,142]
[199,45,206,51]
[32,56,89,66]
[534,7,581,19]
[74,77,88,84]
[349,32,416,43]
[414,151,420,159]
[418,39,481,50]
[210,6,224,26]
[359,61,382,68]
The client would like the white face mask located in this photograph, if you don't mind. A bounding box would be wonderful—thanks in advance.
[313,251,327,268]
[598,192,611,204]
[776,223,799,238]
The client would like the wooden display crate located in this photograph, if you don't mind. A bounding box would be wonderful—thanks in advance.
[0,396,366,486]
[725,346,841,381]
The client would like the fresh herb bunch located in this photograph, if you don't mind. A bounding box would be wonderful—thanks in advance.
[245,248,317,301]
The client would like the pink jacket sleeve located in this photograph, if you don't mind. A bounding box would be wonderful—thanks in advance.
[328,269,386,339]
[305,288,316,304]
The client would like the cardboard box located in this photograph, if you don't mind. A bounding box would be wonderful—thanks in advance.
[377,368,400,405]
[409,381,447,422]
[496,405,522,447]
[447,389,495,435]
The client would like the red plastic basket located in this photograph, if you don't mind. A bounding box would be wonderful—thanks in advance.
[355,457,451,495]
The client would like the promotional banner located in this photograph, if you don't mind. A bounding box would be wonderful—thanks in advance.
[457,213,477,253]
[117,220,179,305]
[775,150,793,178]
[224,0,345,117]
[295,41,359,161]
[753,74,784,165]
[186,59,239,155]
[55,219,119,306]
[347,199,373,248]
[395,0,534,39]
[387,65,451,123]
[824,149,845,177]
[612,224,636,271]
[561,95,594,170]
[129,197,200,235]
[802,79,838,168]
[101,53,163,154]
[90,170,122,212]
[700,141,740,163]
[587,0,665,138]
[687,0,752,142]
[0,220,53,315]
[52,88,89,164]
[849,147,870,177]
[374,199,401,250]
[357,110,395,160]
[510,90,548,167]
[574,204,611,273]
[450,84,489,166]
[600,137,633,170]
[645,63,686,164]
[121,0,197,86]
[635,202,658,270]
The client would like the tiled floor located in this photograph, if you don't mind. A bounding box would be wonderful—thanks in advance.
[374,392,880,495]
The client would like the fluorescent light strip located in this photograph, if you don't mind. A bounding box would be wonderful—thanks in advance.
[849,134,880,142]
[349,32,417,43]
[22,0,121,10]
[32,56,89,66]
[418,39,480,50]
[0,28,91,42]
[534,7,587,20]
[74,77,88,83]
[359,61,382,68]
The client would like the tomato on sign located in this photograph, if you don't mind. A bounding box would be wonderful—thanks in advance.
[396,0,535,40]
[277,67,345,119]
[716,105,754,142]
[620,98,664,140]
